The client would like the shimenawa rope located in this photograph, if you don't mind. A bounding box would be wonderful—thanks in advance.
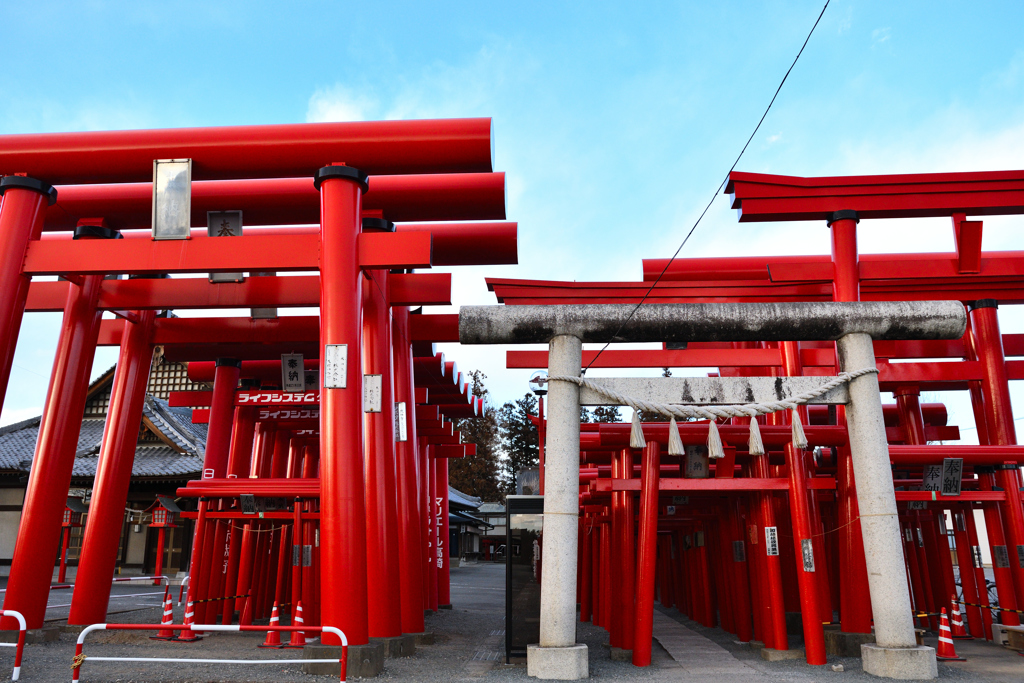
[541,368,878,458]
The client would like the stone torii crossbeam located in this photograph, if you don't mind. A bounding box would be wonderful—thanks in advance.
[459,300,966,681]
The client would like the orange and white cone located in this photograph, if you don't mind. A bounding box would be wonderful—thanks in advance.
[258,602,283,648]
[151,586,176,640]
[949,596,971,639]
[282,600,306,648]
[936,608,965,660]
[174,592,203,642]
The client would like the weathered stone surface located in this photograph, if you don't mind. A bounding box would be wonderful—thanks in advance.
[824,629,875,657]
[303,642,384,678]
[526,643,588,680]
[760,647,806,661]
[861,644,937,680]
[371,634,415,658]
[0,626,58,644]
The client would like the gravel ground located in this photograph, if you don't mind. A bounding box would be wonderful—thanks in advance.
[0,566,1020,682]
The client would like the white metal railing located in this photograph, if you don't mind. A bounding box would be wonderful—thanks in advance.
[72,621,348,682]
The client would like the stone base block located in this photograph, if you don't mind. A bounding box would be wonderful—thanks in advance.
[760,647,805,661]
[372,634,416,658]
[527,644,588,680]
[438,603,453,610]
[410,631,435,646]
[303,642,384,678]
[861,644,937,680]
[824,629,875,657]
[609,646,632,661]
[747,640,765,651]
[0,626,58,644]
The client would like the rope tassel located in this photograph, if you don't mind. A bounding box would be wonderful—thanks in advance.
[630,410,646,449]
[791,409,808,450]
[707,420,725,459]
[748,417,765,456]
[668,417,684,456]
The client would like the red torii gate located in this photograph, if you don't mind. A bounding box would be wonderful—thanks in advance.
[0,119,508,668]
[475,168,1024,669]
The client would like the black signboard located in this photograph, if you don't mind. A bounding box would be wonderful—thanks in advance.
[506,495,544,662]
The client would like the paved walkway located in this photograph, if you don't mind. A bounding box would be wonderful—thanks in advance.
[652,610,767,678]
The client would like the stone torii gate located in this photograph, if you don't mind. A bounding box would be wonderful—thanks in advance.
[459,300,967,681]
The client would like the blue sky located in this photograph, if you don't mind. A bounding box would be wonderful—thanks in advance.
[2,1,1024,440]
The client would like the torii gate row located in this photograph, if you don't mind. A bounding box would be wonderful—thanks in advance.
[489,249,1024,304]
[0,118,498,652]
[460,300,964,680]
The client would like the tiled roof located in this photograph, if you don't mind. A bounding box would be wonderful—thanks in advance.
[72,444,203,479]
[448,486,482,511]
[143,397,207,456]
[0,396,206,480]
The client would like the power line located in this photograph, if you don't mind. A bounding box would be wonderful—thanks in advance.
[582,0,831,374]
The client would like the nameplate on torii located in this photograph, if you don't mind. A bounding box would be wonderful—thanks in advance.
[258,408,319,421]
[235,390,320,406]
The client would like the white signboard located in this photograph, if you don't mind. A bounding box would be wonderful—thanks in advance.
[765,526,779,556]
[281,353,305,393]
[801,539,815,572]
[323,344,347,389]
[665,505,676,516]
[395,402,408,442]
[363,374,382,413]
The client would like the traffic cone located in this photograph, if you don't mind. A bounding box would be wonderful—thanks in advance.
[936,608,965,661]
[258,602,283,648]
[174,593,203,642]
[150,587,176,640]
[949,596,971,639]
[282,600,306,648]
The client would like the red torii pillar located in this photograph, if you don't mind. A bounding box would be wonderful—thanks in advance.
[69,310,156,625]
[970,300,1024,621]
[434,456,451,608]
[362,265,404,638]
[0,177,55,415]
[1,224,114,630]
[317,164,370,647]
[198,358,240,624]
[392,306,427,635]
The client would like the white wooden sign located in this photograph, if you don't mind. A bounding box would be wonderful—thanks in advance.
[363,374,382,413]
[765,526,779,556]
[395,402,408,442]
[323,344,347,389]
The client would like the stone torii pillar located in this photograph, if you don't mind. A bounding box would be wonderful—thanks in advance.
[460,301,965,681]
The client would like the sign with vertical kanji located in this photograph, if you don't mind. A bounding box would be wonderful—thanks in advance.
[801,539,815,572]
[281,353,304,393]
[207,210,244,283]
[994,545,1010,569]
[940,458,963,496]
[324,344,347,389]
[764,526,779,556]
[665,505,676,516]
[971,545,983,568]
[395,402,408,441]
[363,374,382,412]
[922,465,942,492]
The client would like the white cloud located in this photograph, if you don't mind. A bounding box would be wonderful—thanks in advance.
[766,132,782,144]
[306,85,377,123]
[871,27,891,47]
